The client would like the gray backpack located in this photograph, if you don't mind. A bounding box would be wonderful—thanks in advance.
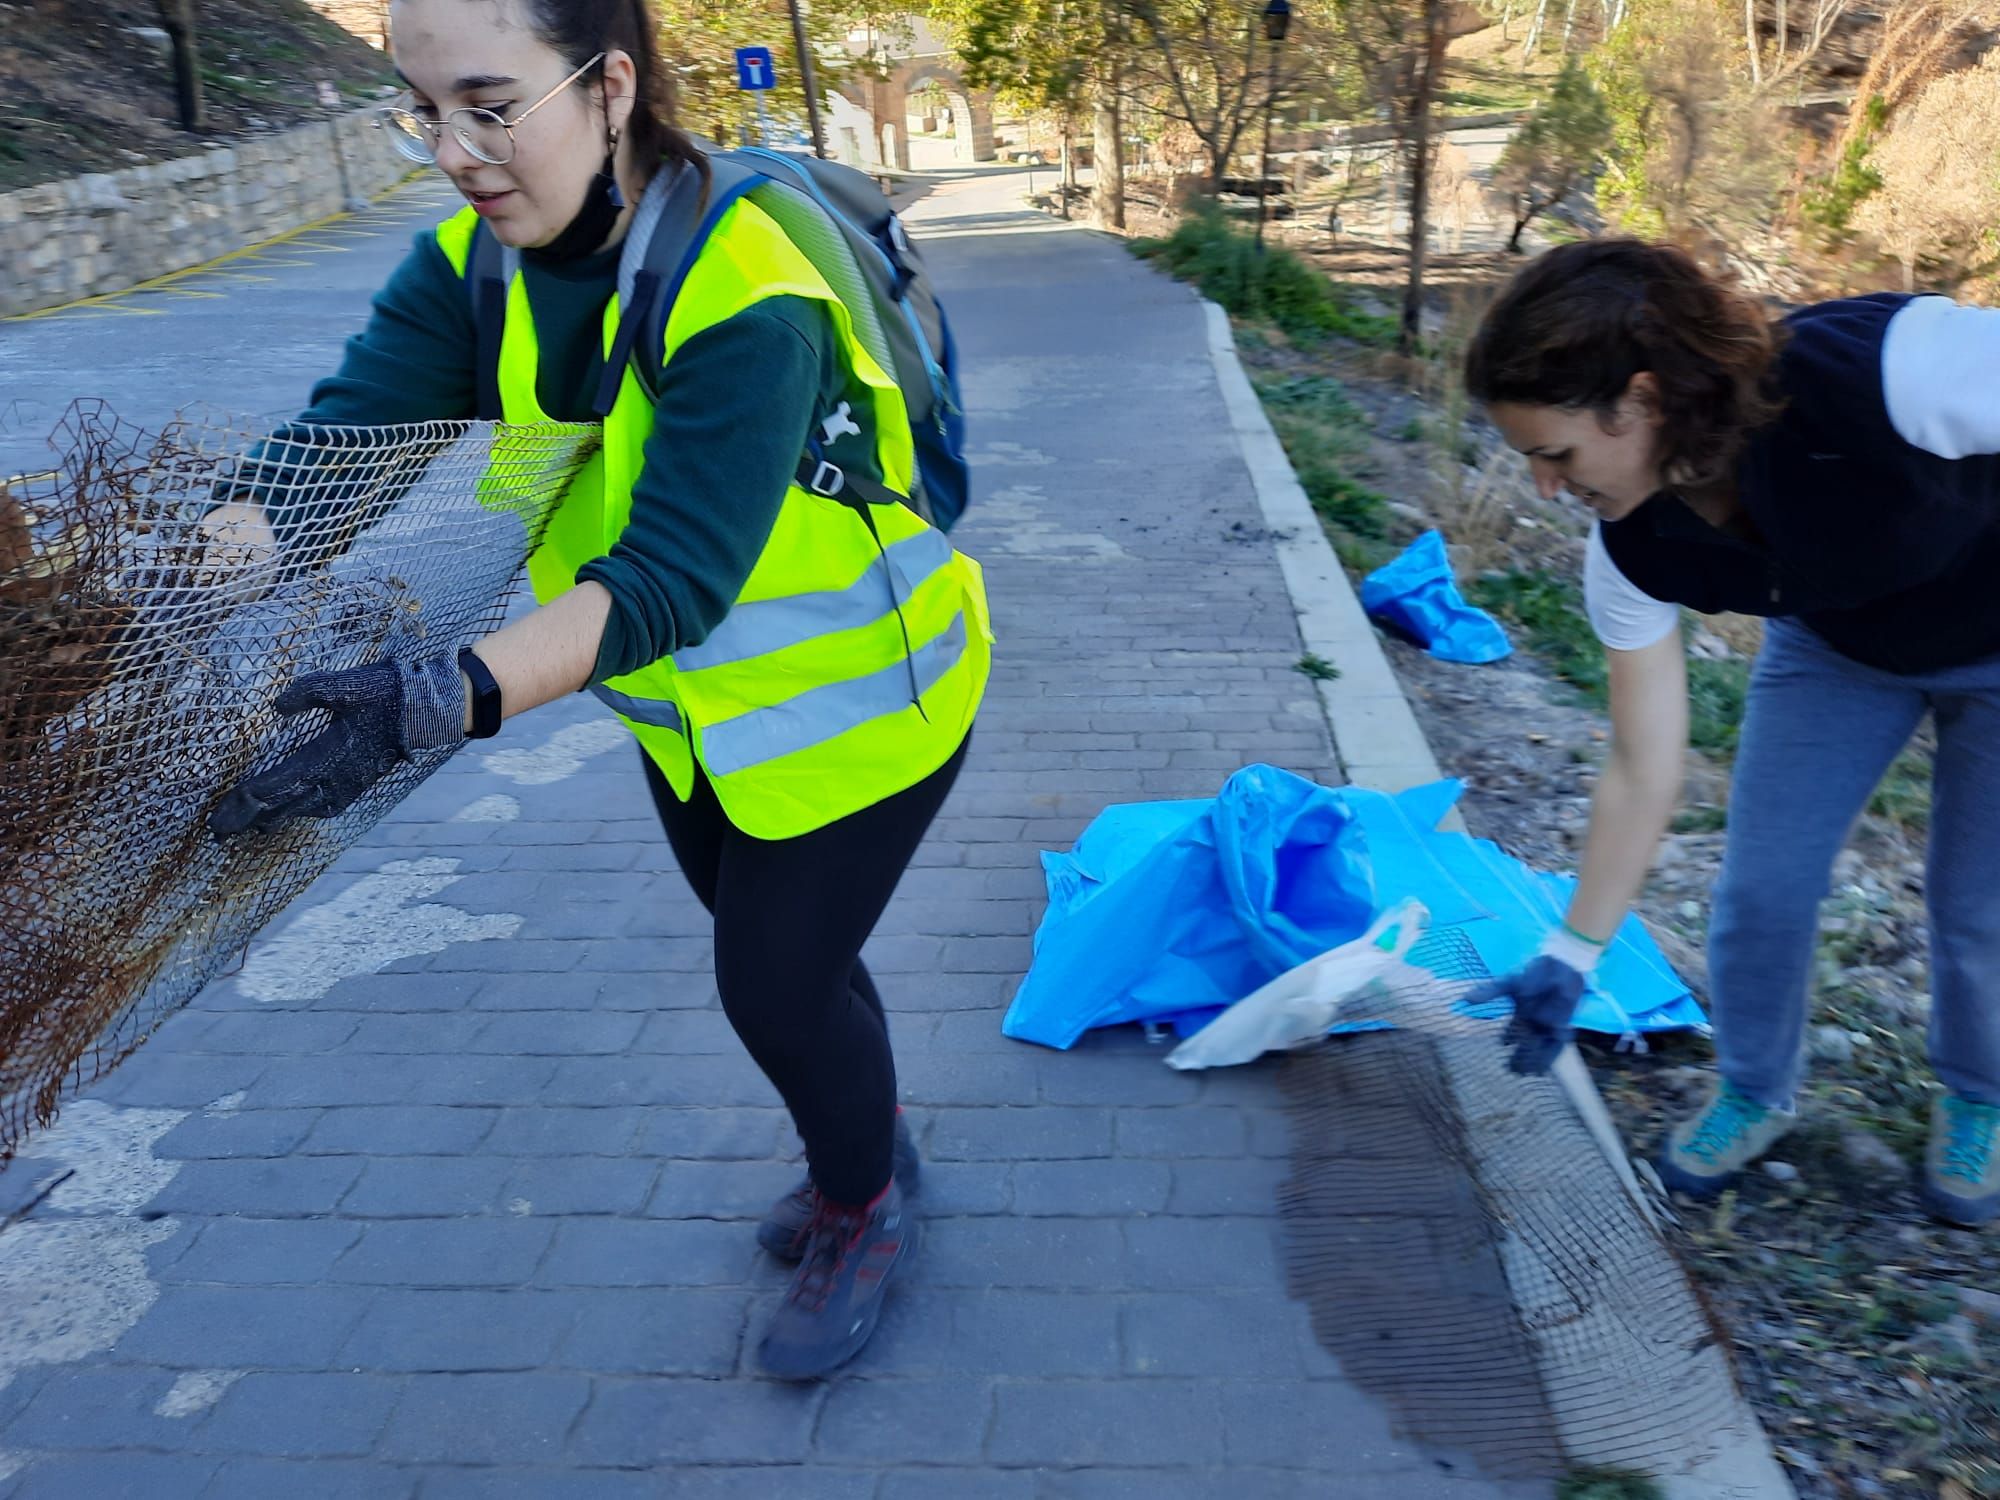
[466,148,970,531]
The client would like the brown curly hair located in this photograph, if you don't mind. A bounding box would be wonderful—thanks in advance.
[1463,239,1785,486]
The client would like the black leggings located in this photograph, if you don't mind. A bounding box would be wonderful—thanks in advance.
[642,736,969,1205]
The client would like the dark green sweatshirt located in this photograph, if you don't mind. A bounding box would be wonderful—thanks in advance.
[295,230,849,683]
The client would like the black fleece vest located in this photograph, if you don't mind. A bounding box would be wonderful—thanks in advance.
[1600,293,2000,675]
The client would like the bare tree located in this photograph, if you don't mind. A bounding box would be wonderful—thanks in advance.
[1432,140,1475,248]
[1853,52,2000,288]
[1060,110,1078,217]
[1403,0,1449,350]
[1829,0,1999,156]
[1114,0,1285,191]
[1752,0,1856,92]
[1595,0,1788,245]
[1337,0,1452,351]
[1094,68,1128,228]
[1521,0,1550,55]
[155,0,207,133]
[1154,116,1207,197]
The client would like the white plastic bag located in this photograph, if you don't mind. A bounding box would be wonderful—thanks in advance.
[1164,899,1432,1070]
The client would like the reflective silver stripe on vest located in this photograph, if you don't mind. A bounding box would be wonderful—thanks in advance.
[672,528,955,674]
[699,613,969,777]
[590,682,684,733]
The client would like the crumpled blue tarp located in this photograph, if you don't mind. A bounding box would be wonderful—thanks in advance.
[1360,530,1512,664]
[1001,765,1706,1050]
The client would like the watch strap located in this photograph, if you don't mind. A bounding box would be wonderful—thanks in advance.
[458,647,503,740]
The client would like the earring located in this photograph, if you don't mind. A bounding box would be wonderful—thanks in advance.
[604,127,626,210]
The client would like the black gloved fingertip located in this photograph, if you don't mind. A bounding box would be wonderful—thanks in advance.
[272,681,319,717]
[207,786,267,840]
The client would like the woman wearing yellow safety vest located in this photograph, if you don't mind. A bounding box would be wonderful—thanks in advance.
[206,0,991,1378]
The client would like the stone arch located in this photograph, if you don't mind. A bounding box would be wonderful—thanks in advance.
[826,59,995,170]
[892,62,995,164]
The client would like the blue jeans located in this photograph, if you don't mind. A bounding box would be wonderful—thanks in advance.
[1709,620,2000,1108]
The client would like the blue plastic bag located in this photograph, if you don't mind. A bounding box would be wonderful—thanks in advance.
[1003,766,1376,1050]
[1359,530,1512,665]
[1338,782,1698,1038]
[1002,767,1705,1050]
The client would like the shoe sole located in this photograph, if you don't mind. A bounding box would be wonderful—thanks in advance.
[757,1217,921,1381]
[1921,1181,2000,1229]
[1654,1152,1739,1200]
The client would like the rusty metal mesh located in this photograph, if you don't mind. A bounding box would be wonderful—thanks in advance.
[0,402,599,1161]
[1277,927,1741,1481]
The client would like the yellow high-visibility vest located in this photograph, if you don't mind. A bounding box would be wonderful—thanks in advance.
[436,194,991,839]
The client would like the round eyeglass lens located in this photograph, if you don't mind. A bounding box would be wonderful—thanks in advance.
[450,109,515,165]
[380,109,437,163]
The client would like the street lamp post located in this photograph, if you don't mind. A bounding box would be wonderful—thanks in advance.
[785,0,827,158]
[1255,0,1292,248]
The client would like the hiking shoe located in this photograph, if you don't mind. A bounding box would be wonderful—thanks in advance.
[758,1112,920,1262]
[1923,1093,2000,1229]
[1658,1081,1796,1198]
[758,1181,917,1380]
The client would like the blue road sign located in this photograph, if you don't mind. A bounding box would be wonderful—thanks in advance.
[734,47,777,91]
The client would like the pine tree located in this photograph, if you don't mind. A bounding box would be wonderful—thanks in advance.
[1492,56,1611,251]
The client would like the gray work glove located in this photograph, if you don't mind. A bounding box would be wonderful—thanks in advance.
[1467,955,1589,1076]
[208,654,465,837]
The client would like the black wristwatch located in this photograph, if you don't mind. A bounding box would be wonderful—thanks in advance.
[458,647,503,740]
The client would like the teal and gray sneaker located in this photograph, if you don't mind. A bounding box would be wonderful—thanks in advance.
[1658,1080,1796,1198]
[1924,1093,2000,1229]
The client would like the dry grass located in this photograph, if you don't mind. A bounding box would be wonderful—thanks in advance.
[0,0,393,191]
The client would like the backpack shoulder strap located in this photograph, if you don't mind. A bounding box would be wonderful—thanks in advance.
[592,154,769,416]
[731,148,944,438]
[465,224,519,422]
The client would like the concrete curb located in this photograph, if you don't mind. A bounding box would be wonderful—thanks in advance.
[1199,302,1464,809]
[1201,298,1795,1500]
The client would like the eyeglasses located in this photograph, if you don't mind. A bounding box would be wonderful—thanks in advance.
[375,52,605,166]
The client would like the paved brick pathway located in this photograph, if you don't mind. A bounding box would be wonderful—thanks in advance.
[0,171,1550,1498]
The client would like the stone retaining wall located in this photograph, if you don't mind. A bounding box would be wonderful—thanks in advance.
[0,108,413,318]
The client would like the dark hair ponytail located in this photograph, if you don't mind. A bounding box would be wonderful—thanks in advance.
[522,0,706,182]
[1464,239,1784,486]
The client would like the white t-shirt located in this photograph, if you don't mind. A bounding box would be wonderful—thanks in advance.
[1581,295,2000,652]
[1583,522,1680,652]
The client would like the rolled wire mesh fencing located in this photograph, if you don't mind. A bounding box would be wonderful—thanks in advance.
[1,401,599,1161]
[1274,926,1740,1481]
